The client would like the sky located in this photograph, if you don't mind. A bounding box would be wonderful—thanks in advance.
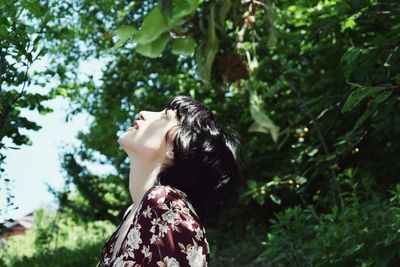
[0,56,116,222]
[0,96,90,221]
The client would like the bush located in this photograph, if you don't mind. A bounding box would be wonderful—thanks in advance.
[1,243,104,267]
[257,171,400,267]
[0,208,115,267]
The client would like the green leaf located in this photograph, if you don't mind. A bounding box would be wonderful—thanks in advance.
[216,0,231,29]
[270,194,281,205]
[194,2,219,84]
[134,7,168,45]
[307,148,318,157]
[342,243,364,257]
[341,86,381,113]
[59,88,68,97]
[295,176,307,185]
[248,102,280,142]
[159,0,173,20]
[254,194,265,205]
[114,25,137,49]
[135,33,170,58]
[0,26,8,39]
[341,7,368,32]
[32,35,42,49]
[372,90,392,105]
[341,16,357,32]
[248,121,279,143]
[341,47,362,78]
[171,36,196,55]
[351,90,393,130]
[21,0,44,17]
[247,179,257,189]
[40,11,52,28]
[173,0,201,18]
[168,0,201,28]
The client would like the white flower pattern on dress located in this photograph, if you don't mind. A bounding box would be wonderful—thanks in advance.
[162,208,181,225]
[157,196,166,204]
[186,218,196,231]
[158,223,169,238]
[143,205,152,218]
[186,244,206,267]
[126,227,142,250]
[194,227,204,241]
[150,233,158,245]
[141,245,152,258]
[98,185,209,267]
[147,188,163,200]
[157,256,180,267]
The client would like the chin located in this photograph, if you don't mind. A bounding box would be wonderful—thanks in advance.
[119,136,138,154]
[118,134,131,149]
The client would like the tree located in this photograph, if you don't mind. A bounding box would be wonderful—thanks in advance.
[0,0,53,225]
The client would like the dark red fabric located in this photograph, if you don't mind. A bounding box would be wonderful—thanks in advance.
[98,185,210,267]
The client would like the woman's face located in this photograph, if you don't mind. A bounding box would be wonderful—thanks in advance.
[118,108,179,161]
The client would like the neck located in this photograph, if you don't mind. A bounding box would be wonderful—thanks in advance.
[128,156,162,205]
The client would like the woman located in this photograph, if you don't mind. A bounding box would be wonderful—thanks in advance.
[97,95,243,267]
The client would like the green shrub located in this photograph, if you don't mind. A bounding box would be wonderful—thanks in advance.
[0,208,115,267]
[1,242,104,267]
[256,171,400,267]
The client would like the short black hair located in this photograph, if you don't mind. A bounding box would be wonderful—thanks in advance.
[155,95,243,228]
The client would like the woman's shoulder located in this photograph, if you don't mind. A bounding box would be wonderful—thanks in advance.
[142,184,201,221]
[145,184,189,203]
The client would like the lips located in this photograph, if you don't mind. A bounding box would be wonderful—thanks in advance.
[127,121,139,131]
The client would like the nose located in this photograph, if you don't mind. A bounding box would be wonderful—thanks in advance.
[138,111,145,120]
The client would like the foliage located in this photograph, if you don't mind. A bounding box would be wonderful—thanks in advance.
[0,0,55,220]
[259,169,400,267]
[206,210,269,267]
[223,1,400,227]
[1,0,399,265]
[0,208,115,267]
[2,243,104,267]
[38,0,400,264]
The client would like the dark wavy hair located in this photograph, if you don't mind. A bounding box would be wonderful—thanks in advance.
[155,95,243,228]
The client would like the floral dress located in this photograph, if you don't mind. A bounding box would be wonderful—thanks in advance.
[97,185,210,267]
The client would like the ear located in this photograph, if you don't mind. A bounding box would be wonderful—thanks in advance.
[165,149,174,160]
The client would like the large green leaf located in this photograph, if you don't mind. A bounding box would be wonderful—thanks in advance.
[159,0,173,19]
[341,86,380,113]
[171,36,196,56]
[134,7,168,45]
[248,106,280,143]
[167,0,202,28]
[248,89,280,142]
[216,0,231,29]
[341,47,362,78]
[351,90,393,130]
[134,33,170,58]
[173,0,201,18]
[194,2,218,84]
[114,25,137,49]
